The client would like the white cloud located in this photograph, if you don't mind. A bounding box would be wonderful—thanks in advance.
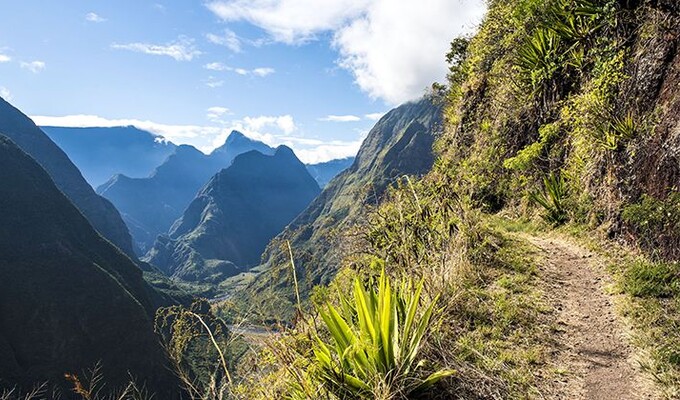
[112,36,201,61]
[0,54,11,63]
[205,0,370,44]
[252,67,275,77]
[205,0,485,104]
[204,63,275,77]
[205,62,230,71]
[206,29,241,52]
[30,113,356,163]
[365,112,385,121]
[243,115,296,134]
[206,76,225,88]
[207,106,231,122]
[31,114,222,150]
[291,140,362,164]
[20,61,46,73]
[0,87,12,101]
[319,114,361,122]
[85,12,106,22]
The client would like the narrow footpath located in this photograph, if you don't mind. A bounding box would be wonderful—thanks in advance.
[526,235,653,399]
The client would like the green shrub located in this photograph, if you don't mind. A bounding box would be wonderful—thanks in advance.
[530,172,568,225]
[312,269,454,399]
[623,260,680,298]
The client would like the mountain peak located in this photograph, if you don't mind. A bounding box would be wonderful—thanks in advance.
[274,145,296,159]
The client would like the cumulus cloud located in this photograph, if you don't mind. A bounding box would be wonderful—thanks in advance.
[252,67,275,77]
[319,114,361,122]
[0,54,11,63]
[205,0,370,44]
[85,12,106,22]
[205,62,229,71]
[20,61,46,73]
[242,115,296,134]
[204,62,275,77]
[112,36,201,61]
[206,29,241,52]
[205,0,485,104]
[0,87,12,101]
[365,112,385,121]
[207,106,231,122]
[30,113,357,163]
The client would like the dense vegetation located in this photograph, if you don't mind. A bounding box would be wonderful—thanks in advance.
[2,0,679,398]
[211,0,679,398]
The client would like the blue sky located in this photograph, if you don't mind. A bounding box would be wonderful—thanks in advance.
[0,0,485,163]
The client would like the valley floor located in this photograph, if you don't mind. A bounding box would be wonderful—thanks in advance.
[525,234,653,399]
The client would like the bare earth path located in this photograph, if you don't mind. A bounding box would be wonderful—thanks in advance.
[525,235,654,400]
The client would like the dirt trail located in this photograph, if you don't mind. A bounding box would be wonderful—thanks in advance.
[526,235,653,400]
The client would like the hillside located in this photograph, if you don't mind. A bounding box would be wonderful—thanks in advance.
[144,146,320,283]
[42,126,177,187]
[220,0,680,398]
[98,131,274,252]
[0,135,180,398]
[306,157,354,188]
[0,98,136,258]
[236,97,442,319]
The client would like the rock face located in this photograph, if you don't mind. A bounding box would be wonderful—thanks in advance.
[42,126,177,187]
[306,157,355,188]
[250,97,442,314]
[0,135,180,398]
[0,97,136,258]
[98,131,274,253]
[144,146,320,283]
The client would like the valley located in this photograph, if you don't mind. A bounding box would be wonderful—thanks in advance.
[0,0,679,399]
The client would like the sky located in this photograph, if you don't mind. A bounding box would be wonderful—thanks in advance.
[0,0,486,163]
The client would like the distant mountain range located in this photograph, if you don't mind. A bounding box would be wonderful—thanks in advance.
[42,126,177,187]
[0,134,180,397]
[306,157,355,188]
[246,97,443,319]
[98,131,276,253]
[0,98,136,257]
[145,146,320,283]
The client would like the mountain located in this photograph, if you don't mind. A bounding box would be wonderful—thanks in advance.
[0,98,136,258]
[144,146,320,283]
[42,126,177,187]
[0,134,180,397]
[245,97,442,317]
[98,131,275,253]
[306,157,355,188]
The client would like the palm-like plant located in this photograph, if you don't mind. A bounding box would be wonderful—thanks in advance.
[312,269,454,399]
[530,172,568,225]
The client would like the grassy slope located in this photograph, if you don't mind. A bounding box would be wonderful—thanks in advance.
[227,0,680,398]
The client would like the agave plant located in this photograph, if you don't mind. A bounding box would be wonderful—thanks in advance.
[530,172,568,225]
[517,28,562,84]
[312,269,454,399]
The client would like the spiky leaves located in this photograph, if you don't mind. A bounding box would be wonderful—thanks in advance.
[530,172,568,225]
[313,269,454,399]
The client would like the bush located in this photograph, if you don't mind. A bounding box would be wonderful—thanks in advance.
[530,172,568,225]
[311,268,454,399]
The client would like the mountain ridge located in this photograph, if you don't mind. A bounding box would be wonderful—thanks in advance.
[0,98,136,258]
[144,145,320,283]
